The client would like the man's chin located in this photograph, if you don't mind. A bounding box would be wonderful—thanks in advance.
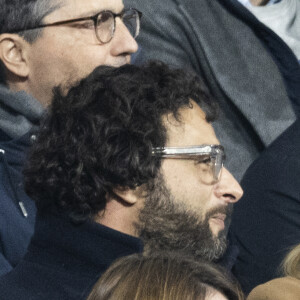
[138,174,229,261]
[209,218,225,237]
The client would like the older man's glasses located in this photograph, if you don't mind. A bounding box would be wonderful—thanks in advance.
[9,8,142,44]
[152,145,225,185]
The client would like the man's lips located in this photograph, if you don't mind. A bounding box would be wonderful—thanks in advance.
[211,213,226,221]
[209,213,226,230]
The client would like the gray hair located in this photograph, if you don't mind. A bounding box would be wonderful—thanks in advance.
[0,0,61,42]
[0,0,61,83]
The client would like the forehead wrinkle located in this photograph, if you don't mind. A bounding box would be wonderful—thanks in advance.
[45,0,124,21]
[71,6,124,18]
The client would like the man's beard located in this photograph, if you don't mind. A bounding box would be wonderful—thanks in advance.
[135,174,232,261]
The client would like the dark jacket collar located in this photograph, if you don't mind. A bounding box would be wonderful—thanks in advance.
[0,129,33,167]
[0,129,36,217]
[25,212,143,275]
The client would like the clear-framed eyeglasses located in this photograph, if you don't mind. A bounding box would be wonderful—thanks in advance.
[7,8,142,45]
[152,145,225,185]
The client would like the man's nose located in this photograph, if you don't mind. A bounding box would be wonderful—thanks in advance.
[214,168,243,203]
[111,18,139,57]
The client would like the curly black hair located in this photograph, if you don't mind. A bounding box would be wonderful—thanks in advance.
[24,61,217,223]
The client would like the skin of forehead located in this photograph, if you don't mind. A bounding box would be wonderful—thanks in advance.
[162,100,220,147]
[45,0,124,22]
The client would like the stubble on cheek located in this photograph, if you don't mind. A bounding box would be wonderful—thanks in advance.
[135,174,229,261]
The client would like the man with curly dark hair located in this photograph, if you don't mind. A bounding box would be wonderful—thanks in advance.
[0,62,243,300]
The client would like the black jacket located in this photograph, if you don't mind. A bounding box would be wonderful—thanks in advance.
[0,212,143,300]
[230,119,300,294]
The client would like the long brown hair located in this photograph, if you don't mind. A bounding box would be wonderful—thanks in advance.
[282,244,300,279]
[87,252,244,300]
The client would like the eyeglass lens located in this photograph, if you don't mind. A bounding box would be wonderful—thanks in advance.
[96,10,140,44]
[197,155,223,185]
[96,11,115,43]
[122,9,140,38]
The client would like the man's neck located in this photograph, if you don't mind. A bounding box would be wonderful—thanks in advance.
[94,199,140,238]
[7,80,47,107]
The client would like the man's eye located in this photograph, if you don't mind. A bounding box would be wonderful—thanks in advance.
[195,156,212,165]
[99,12,112,23]
[72,21,94,29]
[200,158,212,165]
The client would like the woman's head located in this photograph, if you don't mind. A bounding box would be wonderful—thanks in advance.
[87,252,244,300]
[282,244,300,279]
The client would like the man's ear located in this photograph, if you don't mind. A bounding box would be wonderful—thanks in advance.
[0,34,30,78]
[112,186,140,205]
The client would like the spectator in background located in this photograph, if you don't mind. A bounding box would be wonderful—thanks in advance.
[87,252,245,300]
[239,0,300,62]
[230,119,300,293]
[125,0,300,181]
[0,62,242,299]
[0,0,140,276]
[231,1,300,280]
[247,244,300,300]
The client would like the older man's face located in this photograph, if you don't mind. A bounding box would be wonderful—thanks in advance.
[26,0,138,105]
[137,101,243,261]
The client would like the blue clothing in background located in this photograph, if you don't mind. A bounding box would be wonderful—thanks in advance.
[0,86,43,276]
[0,130,36,277]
